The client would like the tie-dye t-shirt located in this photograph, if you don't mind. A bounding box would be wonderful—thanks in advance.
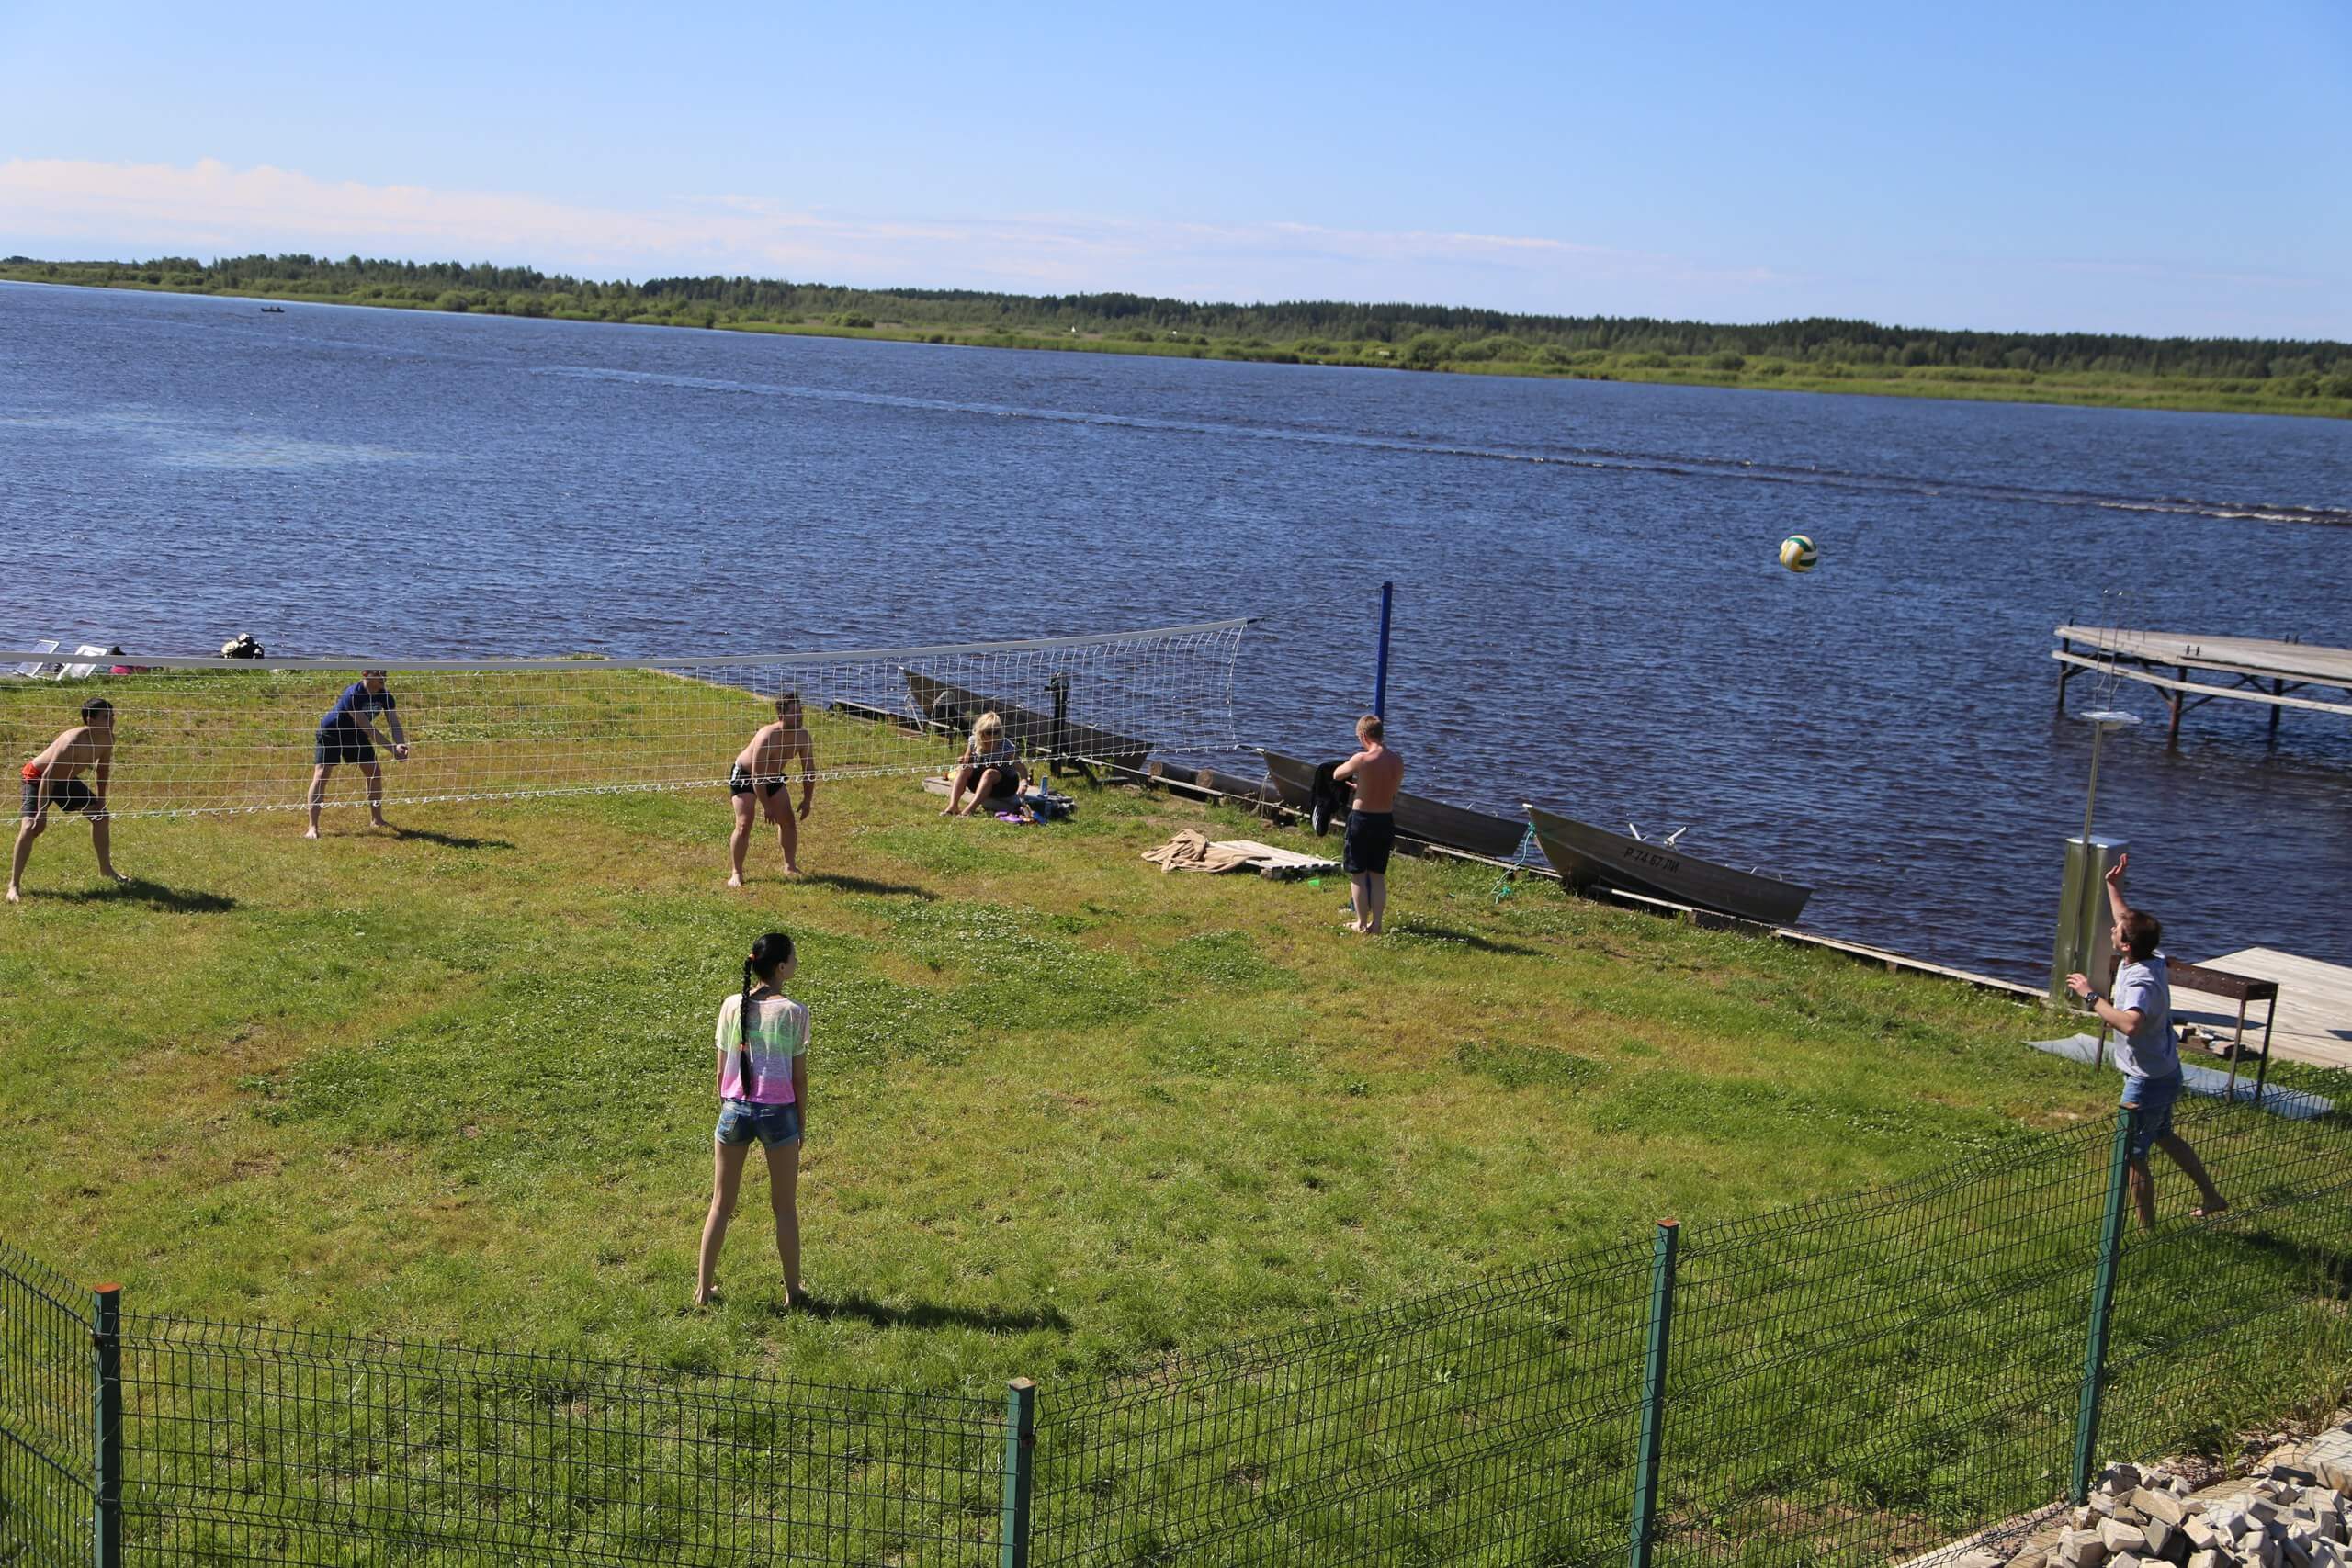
[714,992,809,1105]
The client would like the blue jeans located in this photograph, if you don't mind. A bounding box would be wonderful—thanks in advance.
[715,1099,802,1148]
[2120,1072,2182,1161]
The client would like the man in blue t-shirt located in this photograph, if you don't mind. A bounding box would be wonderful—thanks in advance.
[304,670,410,838]
[2066,853,2228,1229]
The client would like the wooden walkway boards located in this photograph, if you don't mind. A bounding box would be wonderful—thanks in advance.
[2177,946,2352,1072]
[2052,625,2352,743]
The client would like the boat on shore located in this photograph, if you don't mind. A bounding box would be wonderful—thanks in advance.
[1523,803,1811,926]
[1256,748,1531,861]
[902,671,1151,773]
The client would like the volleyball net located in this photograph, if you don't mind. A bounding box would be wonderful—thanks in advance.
[0,619,1250,819]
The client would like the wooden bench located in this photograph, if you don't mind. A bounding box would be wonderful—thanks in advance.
[2167,959,2282,1105]
[2099,956,2281,1105]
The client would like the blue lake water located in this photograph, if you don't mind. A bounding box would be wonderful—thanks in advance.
[5,280,2349,981]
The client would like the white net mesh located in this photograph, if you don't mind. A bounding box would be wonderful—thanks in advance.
[0,620,1249,819]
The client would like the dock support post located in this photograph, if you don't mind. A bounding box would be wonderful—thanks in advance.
[2056,637,2074,713]
[2269,681,2285,746]
[2167,668,2185,745]
[1630,1219,1679,1568]
[1373,581,1394,720]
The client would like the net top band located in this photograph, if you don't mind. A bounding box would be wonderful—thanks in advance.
[0,617,1255,674]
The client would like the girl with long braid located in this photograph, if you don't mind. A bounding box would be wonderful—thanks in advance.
[695,931,810,1308]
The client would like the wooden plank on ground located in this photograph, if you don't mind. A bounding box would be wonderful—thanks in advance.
[1212,840,1340,879]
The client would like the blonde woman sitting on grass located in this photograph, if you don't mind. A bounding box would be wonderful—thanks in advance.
[942,711,1023,817]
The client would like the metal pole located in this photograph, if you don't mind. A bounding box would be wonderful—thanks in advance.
[92,1282,122,1568]
[1630,1219,1679,1568]
[2067,724,2107,983]
[1373,581,1394,720]
[2071,1107,2137,1504]
[1001,1378,1036,1568]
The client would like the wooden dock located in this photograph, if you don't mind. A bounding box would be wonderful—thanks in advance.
[2177,947,2352,1073]
[2052,625,2352,745]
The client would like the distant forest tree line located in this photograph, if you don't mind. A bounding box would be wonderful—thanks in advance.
[8,252,2348,409]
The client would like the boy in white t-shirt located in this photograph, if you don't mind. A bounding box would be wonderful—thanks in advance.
[2066,854,2228,1230]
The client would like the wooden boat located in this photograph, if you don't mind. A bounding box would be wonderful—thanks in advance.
[902,671,1151,773]
[1255,749,1532,861]
[1523,803,1810,926]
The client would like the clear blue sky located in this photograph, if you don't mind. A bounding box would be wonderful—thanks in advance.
[3,1,2346,337]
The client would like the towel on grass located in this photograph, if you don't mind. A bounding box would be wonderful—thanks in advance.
[1141,830,1273,874]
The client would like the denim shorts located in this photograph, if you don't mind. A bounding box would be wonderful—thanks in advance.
[715,1099,802,1148]
[2120,1071,2183,1160]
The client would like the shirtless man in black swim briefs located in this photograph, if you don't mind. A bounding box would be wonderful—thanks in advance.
[729,692,816,886]
[10,697,129,904]
[1332,714,1403,935]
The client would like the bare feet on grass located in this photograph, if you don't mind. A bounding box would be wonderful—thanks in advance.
[727,873,745,888]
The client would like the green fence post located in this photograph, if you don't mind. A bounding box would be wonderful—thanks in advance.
[91,1282,122,1568]
[2071,1106,2137,1504]
[1630,1219,1679,1568]
[1001,1377,1036,1568]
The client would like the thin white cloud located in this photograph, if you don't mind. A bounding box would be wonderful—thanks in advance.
[0,156,1780,310]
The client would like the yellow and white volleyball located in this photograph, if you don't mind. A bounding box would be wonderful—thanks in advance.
[1778,535,1819,572]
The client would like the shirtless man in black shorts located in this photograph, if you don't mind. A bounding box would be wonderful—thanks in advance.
[729,692,816,886]
[1332,714,1403,934]
[9,697,129,903]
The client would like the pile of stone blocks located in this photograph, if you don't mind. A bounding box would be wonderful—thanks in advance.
[1944,1427,2352,1568]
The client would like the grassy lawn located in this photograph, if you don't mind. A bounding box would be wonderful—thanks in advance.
[9,686,2350,1563]
[7,694,2125,1388]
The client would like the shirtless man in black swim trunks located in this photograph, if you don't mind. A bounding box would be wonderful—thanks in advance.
[729,692,816,886]
[9,698,129,904]
[1332,714,1403,935]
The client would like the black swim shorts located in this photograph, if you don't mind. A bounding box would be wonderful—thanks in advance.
[20,776,96,821]
[1343,809,1396,875]
[315,726,377,767]
[729,764,785,799]
[961,757,1020,797]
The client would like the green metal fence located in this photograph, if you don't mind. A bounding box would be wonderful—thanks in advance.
[5,1096,2350,1567]
[0,1236,100,1567]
